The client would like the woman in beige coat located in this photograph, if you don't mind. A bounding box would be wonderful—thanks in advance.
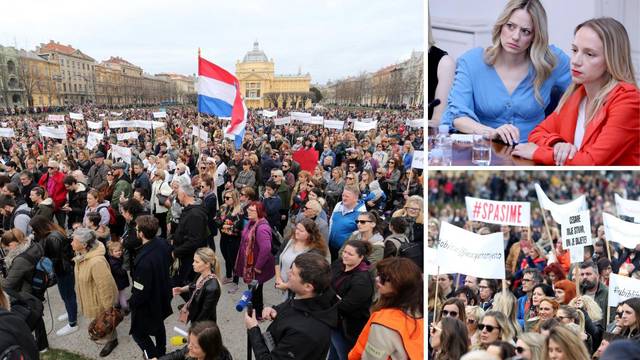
[72,227,119,357]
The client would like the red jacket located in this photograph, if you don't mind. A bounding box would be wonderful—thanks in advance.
[38,171,67,210]
[528,82,640,165]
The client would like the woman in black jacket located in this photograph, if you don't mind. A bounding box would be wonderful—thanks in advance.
[157,321,232,360]
[29,215,78,337]
[329,240,375,360]
[172,247,221,324]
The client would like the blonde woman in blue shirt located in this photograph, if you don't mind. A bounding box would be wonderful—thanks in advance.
[441,0,571,145]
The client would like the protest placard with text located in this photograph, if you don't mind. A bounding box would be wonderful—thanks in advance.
[603,212,640,249]
[615,194,640,224]
[561,210,592,250]
[465,196,530,227]
[609,274,640,307]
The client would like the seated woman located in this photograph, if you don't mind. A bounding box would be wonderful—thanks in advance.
[441,0,571,145]
[513,17,640,165]
[427,11,456,127]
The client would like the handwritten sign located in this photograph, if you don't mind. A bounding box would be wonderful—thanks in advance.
[561,210,592,250]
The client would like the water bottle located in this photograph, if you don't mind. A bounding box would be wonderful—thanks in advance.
[437,124,452,166]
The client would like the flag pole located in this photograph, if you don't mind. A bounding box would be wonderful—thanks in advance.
[433,268,440,321]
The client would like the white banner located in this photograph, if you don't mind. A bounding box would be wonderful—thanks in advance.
[534,184,587,221]
[109,120,166,130]
[191,125,209,143]
[38,125,67,140]
[98,113,106,118]
[69,112,84,120]
[110,112,122,116]
[560,210,592,250]
[86,121,103,130]
[425,247,438,276]
[406,119,425,128]
[0,128,15,138]
[290,112,311,121]
[111,144,132,164]
[303,116,323,125]
[323,120,344,130]
[48,114,65,122]
[360,118,374,122]
[353,120,378,132]
[609,273,640,307]
[465,196,531,227]
[86,132,104,150]
[262,110,278,118]
[603,212,640,249]
[615,194,640,224]
[153,111,167,119]
[274,117,291,126]
[116,131,139,141]
[411,151,424,169]
[437,222,506,279]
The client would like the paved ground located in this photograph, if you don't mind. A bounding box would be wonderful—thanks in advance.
[42,235,282,359]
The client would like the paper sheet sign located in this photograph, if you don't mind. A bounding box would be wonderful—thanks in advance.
[609,274,640,307]
[437,222,506,279]
[153,111,167,118]
[262,110,278,118]
[323,120,344,130]
[465,196,530,227]
[411,151,424,169]
[86,132,104,150]
[69,112,84,120]
[86,121,103,130]
[48,114,65,121]
[615,194,640,224]
[353,120,377,132]
[116,132,139,141]
[111,144,132,164]
[0,128,15,138]
[561,210,592,250]
[603,212,640,249]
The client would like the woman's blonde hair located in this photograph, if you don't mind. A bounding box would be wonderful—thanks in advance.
[568,296,602,322]
[545,325,590,360]
[484,0,555,106]
[194,247,221,277]
[555,17,637,121]
[223,189,242,216]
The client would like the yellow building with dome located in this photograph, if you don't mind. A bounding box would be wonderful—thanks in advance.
[236,41,311,109]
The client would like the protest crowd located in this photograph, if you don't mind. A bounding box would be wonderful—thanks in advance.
[0,103,425,359]
[427,171,640,360]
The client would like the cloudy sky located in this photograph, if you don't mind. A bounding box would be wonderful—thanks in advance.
[1,0,423,85]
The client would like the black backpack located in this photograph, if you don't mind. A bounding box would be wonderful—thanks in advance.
[3,289,43,331]
[398,241,423,269]
[270,225,283,256]
[19,243,57,300]
[0,309,38,360]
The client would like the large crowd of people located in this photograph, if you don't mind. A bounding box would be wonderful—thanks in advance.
[0,103,425,359]
[428,171,640,359]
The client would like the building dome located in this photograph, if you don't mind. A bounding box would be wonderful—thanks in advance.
[242,41,269,63]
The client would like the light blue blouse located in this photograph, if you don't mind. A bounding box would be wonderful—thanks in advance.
[441,45,571,142]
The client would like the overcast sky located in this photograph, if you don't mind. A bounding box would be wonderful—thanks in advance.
[1,0,423,85]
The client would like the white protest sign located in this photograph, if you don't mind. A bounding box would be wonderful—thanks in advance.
[406,119,425,128]
[323,120,344,130]
[603,212,640,249]
[262,110,278,118]
[570,246,585,264]
[360,118,374,122]
[38,126,67,140]
[86,132,104,150]
[304,116,324,125]
[535,184,587,221]
[425,247,438,276]
[437,222,506,279]
[150,121,166,129]
[0,128,15,138]
[609,274,640,307]
[274,117,291,126]
[111,144,132,164]
[290,112,311,121]
[108,120,128,129]
[153,111,167,119]
[110,112,122,116]
[99,113,106,118]
[411,151,424,169]
[48,114,65,122]
[116,132,139,141]
[191,125,209,143]
[465,196,531,227]
[69,112,84,120]
[353,120,378,132]
[561,210,592,250]
[615,194,640,224]
[86,121,103,130]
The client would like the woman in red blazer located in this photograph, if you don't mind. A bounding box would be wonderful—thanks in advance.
[513,18,639,165]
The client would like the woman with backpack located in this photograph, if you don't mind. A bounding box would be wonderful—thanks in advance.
[0,228,49,352]
[29,215,78,337]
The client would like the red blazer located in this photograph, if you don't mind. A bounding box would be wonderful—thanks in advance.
[528,82,640,165]
[38,171,67,210]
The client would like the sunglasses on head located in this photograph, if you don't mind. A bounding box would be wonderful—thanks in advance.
[356,220,372,224]
[478,324,499,333]
[442,310,458,318]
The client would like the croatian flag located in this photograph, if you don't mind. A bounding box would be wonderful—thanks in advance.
[197,55,247,149]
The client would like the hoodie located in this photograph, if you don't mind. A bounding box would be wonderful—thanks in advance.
[248,289,339,360]
[32,198,54,221]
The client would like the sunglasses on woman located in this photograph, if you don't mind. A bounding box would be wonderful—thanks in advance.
[516,346,526,354]
[442,310,458,318]
[477,324,499,333]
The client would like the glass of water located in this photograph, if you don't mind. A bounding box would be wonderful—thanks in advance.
[472,134,491,166]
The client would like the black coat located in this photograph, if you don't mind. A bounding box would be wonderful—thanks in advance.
[128,237,173,335]
[67,187,88,226]
[40,231,74,276]
[248,289,338,360]
[173,204,209,260]
[330,261,375,344]
[186,276,221,324]
[0,309,38,360]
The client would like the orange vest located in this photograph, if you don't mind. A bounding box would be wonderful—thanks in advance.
[348,308,424,360]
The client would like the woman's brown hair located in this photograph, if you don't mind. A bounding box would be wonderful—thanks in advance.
[296,218,328,256]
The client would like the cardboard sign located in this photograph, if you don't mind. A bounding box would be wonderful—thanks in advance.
[465,196,531,227]
[615,194,640,224]
[561,210,592,250]
[437,222,506,279]
[603,212,640,249]
[609,274,640,307]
